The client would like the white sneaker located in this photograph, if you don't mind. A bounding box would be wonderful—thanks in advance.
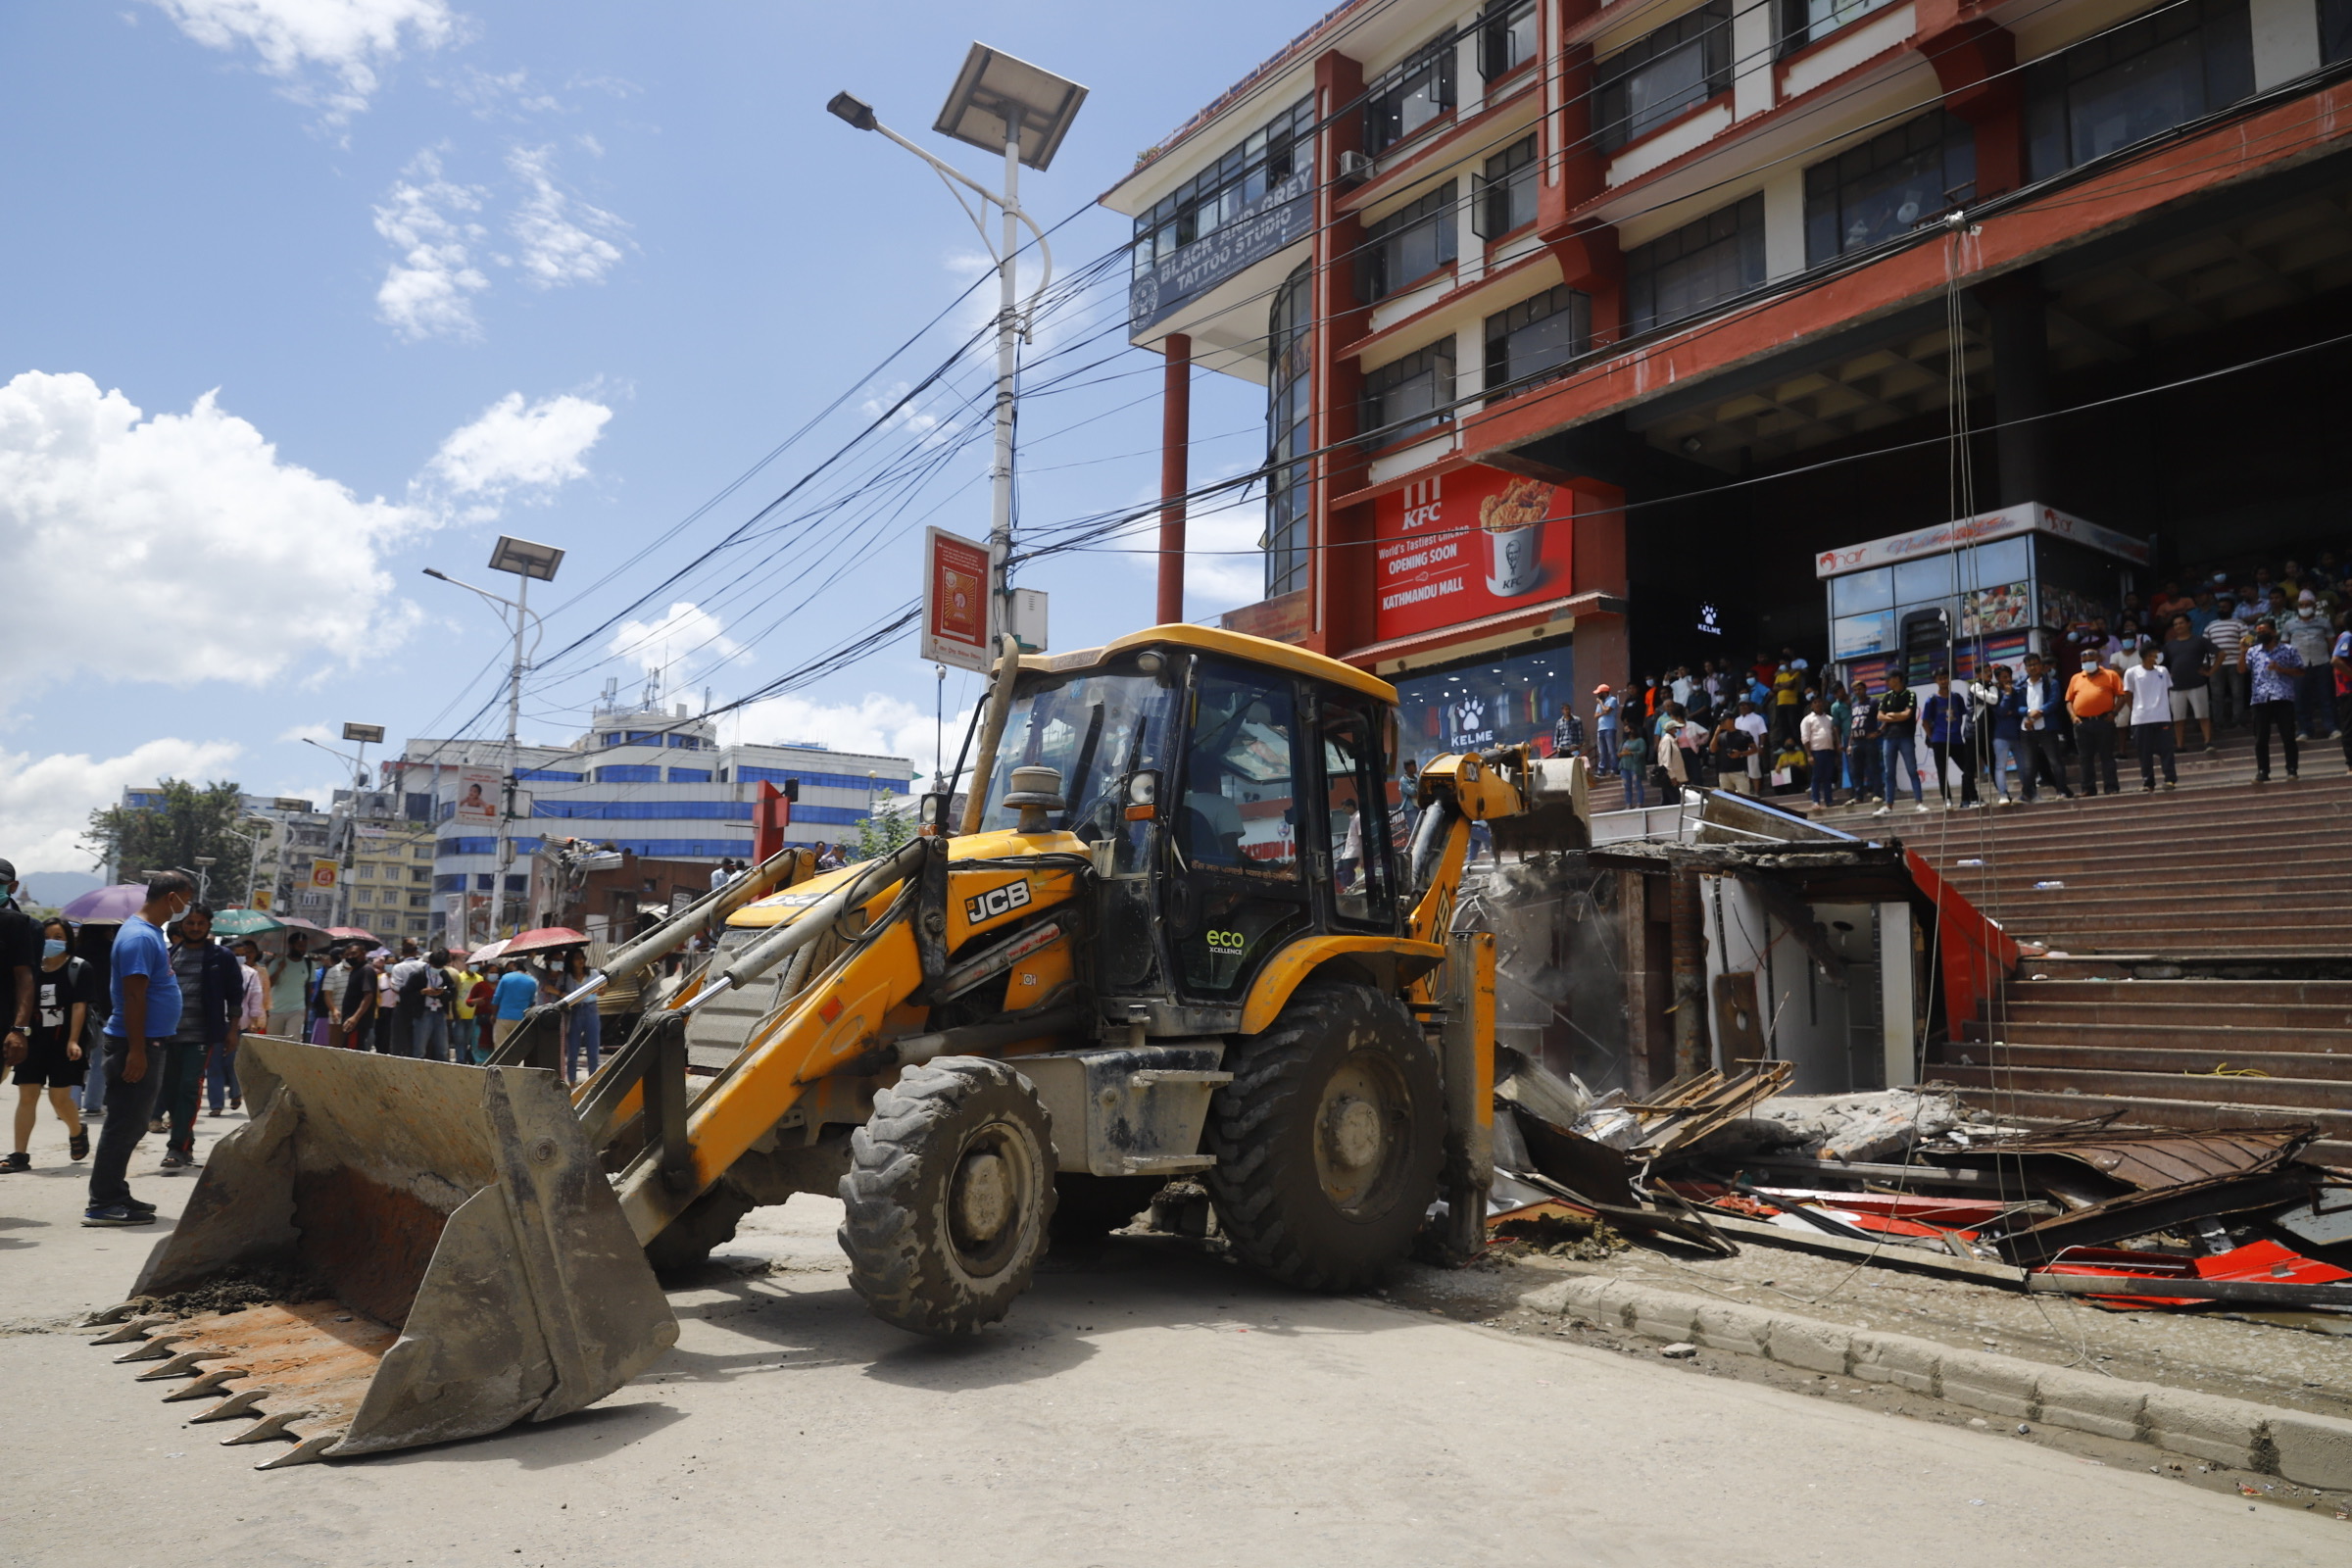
[1914,804,1932,813]
[1993,795,2013,807]
[1872,806,1891,817]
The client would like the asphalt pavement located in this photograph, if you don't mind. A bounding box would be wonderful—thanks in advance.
[2,1105,2344,1568]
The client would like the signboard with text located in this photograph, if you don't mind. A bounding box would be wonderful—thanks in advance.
[1815,502,2149,577]
[309,858,339,890]
[921,526,995,673]
[1372,466,1577,643]
[1128,169,1313,331]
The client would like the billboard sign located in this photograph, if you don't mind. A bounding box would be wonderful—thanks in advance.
[455,766,500,825]
[922,526,995,672]
[1128,168,1313,332]
[309,858,339,890]
[1372,466,1577,642]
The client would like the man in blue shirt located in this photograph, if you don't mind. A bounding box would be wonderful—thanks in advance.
[85,870,194,1225]
[491,960,543,1051]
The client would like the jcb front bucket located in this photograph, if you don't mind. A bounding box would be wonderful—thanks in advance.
[93,1035,677,1468]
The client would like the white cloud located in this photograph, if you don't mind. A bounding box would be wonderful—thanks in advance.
[1180,489,1273,616]
[506,145,627,289]
[427,391,611,501]
[0,371,423,700]
[0,737,244,875]
[608,601,741,685]
[151,0,457,122]
[373,150,489,340]
[732,691,975,778]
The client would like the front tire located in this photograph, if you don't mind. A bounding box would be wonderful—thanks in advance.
[1205,981,1445,1292]
[839,1056,1056,1335]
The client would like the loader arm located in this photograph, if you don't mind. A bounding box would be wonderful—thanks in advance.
[1405,746,1590,946]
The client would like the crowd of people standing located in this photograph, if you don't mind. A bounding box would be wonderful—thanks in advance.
[1574,554,2352,812]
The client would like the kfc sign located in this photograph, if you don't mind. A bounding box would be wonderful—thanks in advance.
[1372,466,1577,641]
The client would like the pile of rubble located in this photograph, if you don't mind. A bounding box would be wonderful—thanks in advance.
[1488,1059,2352,1319]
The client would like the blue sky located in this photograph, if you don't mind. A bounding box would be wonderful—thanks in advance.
[0,0,1289,874]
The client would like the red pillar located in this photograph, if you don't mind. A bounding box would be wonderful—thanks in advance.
[1157,333,1191,626]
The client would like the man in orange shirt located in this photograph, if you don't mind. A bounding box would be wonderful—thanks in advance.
[2066,647,2127,796]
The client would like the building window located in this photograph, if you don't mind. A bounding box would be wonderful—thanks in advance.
[1481,0,1540,81]
[1625,193,1765,333]
[1361,338,1456,449]
[1473,136,1540,240]
[409,894,429,909]
[354,889,373,906]
[1265,264,1314,601]
[2025,0,2254,180]
[2328,0,2352,62]
[1133,95,1316,273]
[475,873,496,892]
[668,767,713,783]
[1358,181,1459,301]
[1363,36,1457,156]
[1781,0,1900,52]
[1803,112,1976,263]
[595,765,662,784]
[1596,2,1732,153]
[1485,285,1591,398]
[354,864,375,881]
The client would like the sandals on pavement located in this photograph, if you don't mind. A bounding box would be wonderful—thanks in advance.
[0,1151,28,1173]
[70,1129,90,1160]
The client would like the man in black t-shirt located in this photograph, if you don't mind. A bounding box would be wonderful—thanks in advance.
[7,916,96,1171]
[1872,672,1926,813]
[0,859,38,1069]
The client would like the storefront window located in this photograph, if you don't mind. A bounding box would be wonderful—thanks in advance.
[1891,553,1954,606]
[1830,566,1893,615]
[1394,642,1577,764]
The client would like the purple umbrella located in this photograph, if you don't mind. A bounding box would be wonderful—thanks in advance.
[60,882,150,922]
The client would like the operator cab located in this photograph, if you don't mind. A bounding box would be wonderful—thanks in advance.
[973,627,1405,1032]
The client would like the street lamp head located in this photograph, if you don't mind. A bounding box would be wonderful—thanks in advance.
[488,535,564,581]
[422,566,450,581]
[827,91,878,131]
[933,42,1087,171]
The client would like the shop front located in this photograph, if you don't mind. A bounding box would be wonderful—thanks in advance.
[1818,502,2150,693]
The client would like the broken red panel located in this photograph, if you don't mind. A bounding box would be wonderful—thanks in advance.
[2039,1239,2351,1309]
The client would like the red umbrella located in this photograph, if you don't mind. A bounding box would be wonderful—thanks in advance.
[327,925,377,941]
[502,926,590,956]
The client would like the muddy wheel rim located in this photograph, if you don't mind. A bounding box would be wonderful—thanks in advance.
[946,1121,1039,1278]
[1311,1051,1411,1217]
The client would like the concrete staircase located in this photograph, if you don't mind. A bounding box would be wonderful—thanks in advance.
[1824,728,2352,1162]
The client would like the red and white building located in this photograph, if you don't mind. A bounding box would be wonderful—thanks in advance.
[1103,0,2352,754]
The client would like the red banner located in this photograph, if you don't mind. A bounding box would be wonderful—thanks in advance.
[1372,466,1575,642]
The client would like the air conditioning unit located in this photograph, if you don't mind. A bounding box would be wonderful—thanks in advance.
[1339,149,1374,185]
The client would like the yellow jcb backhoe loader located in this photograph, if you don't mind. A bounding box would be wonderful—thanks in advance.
[94,624,1590,1466]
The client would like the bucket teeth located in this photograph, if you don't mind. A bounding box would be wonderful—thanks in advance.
[163,1366,244,1401]
[114,1333,194,1364]
[254,1432,341,1471]
[187,1387,270,1423]
[137,1349,224,1382]
[92,1314,172,1346]
[84,1302,143,1328]
[222,1408,315,1446]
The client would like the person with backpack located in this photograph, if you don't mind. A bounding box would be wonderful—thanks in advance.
[4,917,96,1171]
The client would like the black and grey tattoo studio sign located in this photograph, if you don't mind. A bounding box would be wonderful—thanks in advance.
[1129,169,1313,332]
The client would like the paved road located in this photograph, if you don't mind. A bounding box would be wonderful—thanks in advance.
[2,1111,2342,1568]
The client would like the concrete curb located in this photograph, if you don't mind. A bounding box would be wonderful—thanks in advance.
[1520,1275,2352,1491]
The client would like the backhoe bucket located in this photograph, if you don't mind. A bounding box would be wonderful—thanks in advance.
[93,1035,676,1468]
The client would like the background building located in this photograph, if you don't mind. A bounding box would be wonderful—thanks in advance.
[398,695,911,946]
[1108,0,2352,733]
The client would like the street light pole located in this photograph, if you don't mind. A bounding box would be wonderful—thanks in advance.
[828,45,1085,640]
[425,536,563,944]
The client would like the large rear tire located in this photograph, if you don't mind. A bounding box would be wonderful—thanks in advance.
[1204,981,1445,1292]
[839,1056,1056,1335]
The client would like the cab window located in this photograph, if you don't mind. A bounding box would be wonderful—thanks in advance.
[1321,698,1395,925]
[1177,663,1300,877]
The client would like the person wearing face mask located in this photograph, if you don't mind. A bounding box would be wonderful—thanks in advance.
[84,869,195,1226]
[2242,615,2305,783]
[2065,647,2127,797]
[2283,591,2336,742]
[4,918,94,1171]
[152,904,242,1170]
[0,858,36,1073]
